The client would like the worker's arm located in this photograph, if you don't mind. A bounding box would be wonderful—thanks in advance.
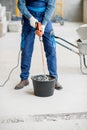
[18,0,38,28]
[42,0,56,26]
[18,0,32,19]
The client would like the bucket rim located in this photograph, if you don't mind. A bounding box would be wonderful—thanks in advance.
[31,75,56,82]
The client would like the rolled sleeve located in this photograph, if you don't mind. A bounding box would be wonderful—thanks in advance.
[18,0,32,19]
[42,0,56,26]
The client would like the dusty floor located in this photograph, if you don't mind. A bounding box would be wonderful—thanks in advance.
[0,21,87,130]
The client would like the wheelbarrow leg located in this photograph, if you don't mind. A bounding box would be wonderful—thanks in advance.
[80,54,87,74]
[83,55,87,68]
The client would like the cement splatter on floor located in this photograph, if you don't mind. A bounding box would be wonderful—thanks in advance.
[0,112,87,124]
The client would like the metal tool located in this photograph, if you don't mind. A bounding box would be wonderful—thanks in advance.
[36,22,48,80]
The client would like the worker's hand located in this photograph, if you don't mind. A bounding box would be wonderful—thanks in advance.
[35,23,45,37]
[36,22,43,37]
[42,25,45,34]
[30,16,38,28]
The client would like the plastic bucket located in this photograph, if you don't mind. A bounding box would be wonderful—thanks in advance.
[31,75,56,97]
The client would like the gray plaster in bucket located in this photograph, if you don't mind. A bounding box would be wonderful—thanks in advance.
[31,75,56,97]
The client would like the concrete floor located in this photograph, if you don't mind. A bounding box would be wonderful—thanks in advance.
[0,22,87,130]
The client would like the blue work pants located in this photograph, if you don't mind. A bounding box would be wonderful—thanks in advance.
[20,11,58,80]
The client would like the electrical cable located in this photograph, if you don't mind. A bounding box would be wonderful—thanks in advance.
[0,35,80,87]
[0,50,21,87]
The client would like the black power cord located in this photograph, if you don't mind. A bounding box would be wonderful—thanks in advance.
[0,50,21,87]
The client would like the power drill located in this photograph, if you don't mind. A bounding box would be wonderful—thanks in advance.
[35,22,47,77]
[36,22,43,41]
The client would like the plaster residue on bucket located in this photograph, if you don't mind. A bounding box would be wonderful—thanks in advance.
[31,75,55,81]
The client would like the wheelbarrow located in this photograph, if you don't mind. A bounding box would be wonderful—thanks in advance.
[54,36,87,74]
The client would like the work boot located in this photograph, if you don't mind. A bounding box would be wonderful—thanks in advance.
[14,79,29,90]
[55,81,63,90]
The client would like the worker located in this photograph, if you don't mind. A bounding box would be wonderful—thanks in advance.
[15,0,63,90]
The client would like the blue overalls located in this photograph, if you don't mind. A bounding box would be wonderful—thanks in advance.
[20,0,58,80]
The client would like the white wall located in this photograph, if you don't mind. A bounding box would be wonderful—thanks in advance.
[64,0,83,21]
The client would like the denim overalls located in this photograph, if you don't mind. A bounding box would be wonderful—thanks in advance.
[20,0,58,80]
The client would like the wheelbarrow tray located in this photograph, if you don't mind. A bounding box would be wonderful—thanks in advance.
[55,36,87,74]
[77,42,87,55]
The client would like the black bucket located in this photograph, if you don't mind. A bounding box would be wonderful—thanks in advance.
[31,75,56,97]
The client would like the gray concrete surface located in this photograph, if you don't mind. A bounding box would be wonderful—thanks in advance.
[0,22,87,129]
[0,0,15,16]
[0,119,87,130]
